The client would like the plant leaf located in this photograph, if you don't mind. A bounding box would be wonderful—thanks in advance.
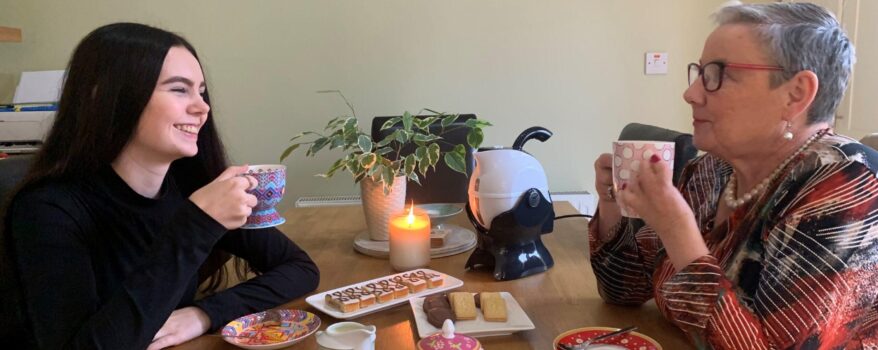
[359,152,377,169]
[404,154,416,175]
[380,116,402,130]
[412,133,441,143]
[408,172,421,185]
[445,144,467,174]
[418,158,430,176]
[342,130,357,147]
[464,119,493,128]
[324,158,347,178]
[343,117,358,130]
[444,152,466,174]
[289,131,318,142]
[415,145,427,160]
[427,143,441,167]
[329,133,346,149]
[358,135,373,153]
[376,135,394,147]
[394,129,410,144]
[402,111,414,132]
[324,116,340,131]
[346,156,361,173]
[383,165,395,189]
[279,143,301,162]
[441,114,459,128]
[467,128,484,149]
[307,137,330,156]
[375,147,393,156]
[420,116,438,130]
[369,164,383,182]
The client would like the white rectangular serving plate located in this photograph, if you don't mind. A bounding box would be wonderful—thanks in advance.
[410,292,535,338]
[305,268,463,320]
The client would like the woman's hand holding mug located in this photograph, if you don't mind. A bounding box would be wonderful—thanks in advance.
[189,165,258,229]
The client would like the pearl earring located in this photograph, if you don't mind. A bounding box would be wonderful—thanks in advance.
[783,121,794,141]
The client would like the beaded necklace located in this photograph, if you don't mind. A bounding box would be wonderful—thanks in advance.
[724,129,828,209]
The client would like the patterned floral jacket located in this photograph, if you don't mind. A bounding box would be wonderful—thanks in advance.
[589,133,878,349]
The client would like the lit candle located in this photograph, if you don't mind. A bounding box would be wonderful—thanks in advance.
[389,204,431,271]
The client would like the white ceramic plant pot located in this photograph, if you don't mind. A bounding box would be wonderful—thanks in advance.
[361,175,407,241]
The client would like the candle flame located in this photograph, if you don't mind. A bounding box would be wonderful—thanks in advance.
[407,201,415,226]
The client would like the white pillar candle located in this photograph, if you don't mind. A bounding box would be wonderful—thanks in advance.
[389,206,431,271]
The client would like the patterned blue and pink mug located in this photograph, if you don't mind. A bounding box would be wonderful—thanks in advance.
[242,164,286,229]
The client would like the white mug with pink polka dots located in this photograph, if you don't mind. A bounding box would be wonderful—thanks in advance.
[612,141,675,218]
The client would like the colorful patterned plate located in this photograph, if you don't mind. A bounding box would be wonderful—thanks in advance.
[221,309,321,350]
[553,327,662,350]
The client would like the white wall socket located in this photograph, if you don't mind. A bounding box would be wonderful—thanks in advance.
[645,52,669,75]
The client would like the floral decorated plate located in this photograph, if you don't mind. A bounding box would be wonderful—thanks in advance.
[554,327,661,350]
[221,309,321,350]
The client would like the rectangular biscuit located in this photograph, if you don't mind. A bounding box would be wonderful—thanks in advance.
[325,291,360,313]
[449,292,477,320]
[414,271,444,289]
[480,292,507,322]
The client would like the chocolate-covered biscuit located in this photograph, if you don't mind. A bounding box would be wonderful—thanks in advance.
[423,294,456,328]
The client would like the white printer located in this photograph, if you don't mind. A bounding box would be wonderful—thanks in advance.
[0,70,63,154]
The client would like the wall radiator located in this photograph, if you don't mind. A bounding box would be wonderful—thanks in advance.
[295,191,595,215]
[295,195,362,208]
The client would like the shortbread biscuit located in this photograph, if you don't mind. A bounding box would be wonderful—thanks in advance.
[449,292,477,320]
[480,292,507,322]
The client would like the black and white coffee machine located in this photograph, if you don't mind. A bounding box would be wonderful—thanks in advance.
[465,126,555,281]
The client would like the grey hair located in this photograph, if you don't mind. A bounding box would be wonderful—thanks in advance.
[715,2,855,124]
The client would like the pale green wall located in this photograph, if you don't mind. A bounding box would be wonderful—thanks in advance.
[0,0,723,208]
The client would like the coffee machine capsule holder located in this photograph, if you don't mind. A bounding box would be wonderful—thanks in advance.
[464,188,555,281]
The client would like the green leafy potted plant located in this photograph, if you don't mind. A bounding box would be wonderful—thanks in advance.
[280,91,491,240]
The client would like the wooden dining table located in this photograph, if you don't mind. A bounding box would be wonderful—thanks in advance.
[175,202,693,350]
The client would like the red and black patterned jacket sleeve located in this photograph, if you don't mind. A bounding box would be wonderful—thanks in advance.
[590,137,878,349]
[587,215,662,306]
[661,160,878,349]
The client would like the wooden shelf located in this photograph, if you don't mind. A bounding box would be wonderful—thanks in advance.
[0,26,22,43]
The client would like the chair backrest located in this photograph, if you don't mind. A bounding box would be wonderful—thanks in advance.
[618,123,699,185]
[371,114,477,204]
[0,155,33,345]
[0,155,34,203]
[861,134,878,151]
[849,135,878,175]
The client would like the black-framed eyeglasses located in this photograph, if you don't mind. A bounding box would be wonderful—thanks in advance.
[688,62,784,92]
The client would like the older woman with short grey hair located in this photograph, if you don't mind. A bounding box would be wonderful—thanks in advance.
[591,2,878,349]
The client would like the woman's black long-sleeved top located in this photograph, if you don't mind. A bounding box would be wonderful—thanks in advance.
[6,167,319,349]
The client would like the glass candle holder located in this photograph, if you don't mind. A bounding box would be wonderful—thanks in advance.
[389,206,431,271]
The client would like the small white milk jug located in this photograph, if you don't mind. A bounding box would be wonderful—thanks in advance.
[315,322,376,350]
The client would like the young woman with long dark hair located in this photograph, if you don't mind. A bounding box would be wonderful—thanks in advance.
[1,23,319,349]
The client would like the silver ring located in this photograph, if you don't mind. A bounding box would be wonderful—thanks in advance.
[607,185,616,201]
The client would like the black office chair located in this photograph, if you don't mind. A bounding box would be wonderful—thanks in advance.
[0,155,34,203]
[619,123,699,185]
[371,114,477,204]
[0,154,33,346]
